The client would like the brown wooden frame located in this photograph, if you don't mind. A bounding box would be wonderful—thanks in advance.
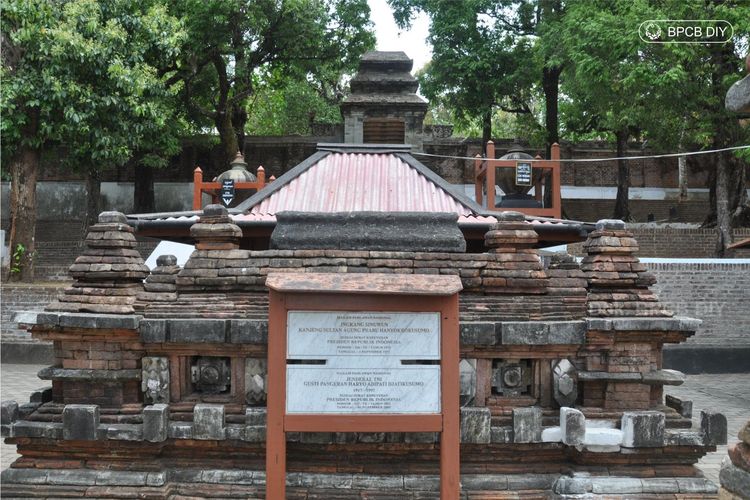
[192,166,266,210]
[475,141,562,218]
[265,273,461,499]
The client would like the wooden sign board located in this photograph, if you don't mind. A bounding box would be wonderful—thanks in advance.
[515,161,533,186]
[266,272,462,499]
[220,179,235,206]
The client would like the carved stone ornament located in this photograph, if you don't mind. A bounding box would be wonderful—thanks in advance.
[141,357,169,404]
[245,358,267,405]
[553,359,578,407]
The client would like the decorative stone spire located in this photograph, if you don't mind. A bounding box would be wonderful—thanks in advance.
[190,204,242,250]
[481,211,548,294]
[135,254,180,309]
[583,219,672,317]
[47,212,148,314]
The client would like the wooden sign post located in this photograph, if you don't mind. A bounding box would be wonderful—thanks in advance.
[266,273,462,499]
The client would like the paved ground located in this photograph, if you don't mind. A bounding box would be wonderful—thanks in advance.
[1,364,748,485]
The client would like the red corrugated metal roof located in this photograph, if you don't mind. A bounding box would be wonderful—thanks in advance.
[248,153,474,216]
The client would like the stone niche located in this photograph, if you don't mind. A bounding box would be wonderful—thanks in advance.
[0,209,727,499]
[340,51,428,151]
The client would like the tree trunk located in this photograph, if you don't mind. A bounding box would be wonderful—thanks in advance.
[216,109,239,167]
[728,155,750,227]
[714,151,732,256]
[677,127,688,200]
[133,163,155,213]
[707,41,745,253]
[482,109,492,155]
[82,168,101,238]
[613,130,630,221]
[7,144,40,282]
[542,64,561,209]
[232,103,248,158]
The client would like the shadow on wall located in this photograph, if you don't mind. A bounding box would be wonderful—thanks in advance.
[1,182,194,220]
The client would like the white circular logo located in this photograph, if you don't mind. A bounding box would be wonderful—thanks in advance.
[643,22,662,40]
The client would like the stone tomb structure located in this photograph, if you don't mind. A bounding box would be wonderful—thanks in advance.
[1,207,728,498]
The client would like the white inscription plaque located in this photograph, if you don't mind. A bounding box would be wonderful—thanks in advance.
[286,366,440,414]
[286,311,441,414]
[287,311,440,359]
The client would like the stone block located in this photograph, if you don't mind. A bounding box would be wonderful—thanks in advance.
[462,475,509,490]
[29,386,53,403]
[271,211,466,253]
[59,313,139,330]
[560,407,585,446]
[18,402,41,418]
[621,411,665,448]
[230,320,267,344]
[595,219,626,231]
[99,211,128,224]
[12,420,63,439]
[641,478,679,494]
[676,477,718,494]
[143,404,169,442]
[665,394,692,418]
[244,426,266,442]
[351,474,404,489]
[63,404,100,440]
[702,410,728,445]
[584,427,623,446]
[541,427,561,442]
[507,474,557,490]
[169,319,227,343]
[720,456,750,496]
[460,407,491,444]
[403,474,440,491]
[642,369,685,386]
[491,426,513,443]
[245,407,267,426]
[664,429,704,446]
[225,425,244,440]
[553,475,592,494]
[500,321,585,345]
[591,477,643,494]
[460,322,496,345]
[140,320,167,343]
[104,424,142,441]
[169,422,193,439]
[300,432,334,444]
[512,406,542,443]
[193,404,225,440]
[1,400,19,425]
[156,254,177,267]
[1,467,50,484]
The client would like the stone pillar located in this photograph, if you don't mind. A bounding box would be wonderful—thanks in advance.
[581,220,677,410]
[481,211,548,294]
[47,211,149,314]
[136,254,180,307]
[190,204,242,251]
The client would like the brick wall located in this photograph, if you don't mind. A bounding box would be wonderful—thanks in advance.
[569,227,750,258]
[562,199,712,224]
[1,285,64,344]
[648,261,750,347]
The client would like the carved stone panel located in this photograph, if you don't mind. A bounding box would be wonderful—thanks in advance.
[142,357,169,404]
[245,358,267,405]
[553,359,578,407]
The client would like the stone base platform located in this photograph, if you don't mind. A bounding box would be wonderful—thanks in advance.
[0,469,718,499]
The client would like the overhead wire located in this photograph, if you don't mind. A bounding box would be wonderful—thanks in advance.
[410,144,750,162]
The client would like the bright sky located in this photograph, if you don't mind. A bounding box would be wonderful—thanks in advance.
[367,0,432,73]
